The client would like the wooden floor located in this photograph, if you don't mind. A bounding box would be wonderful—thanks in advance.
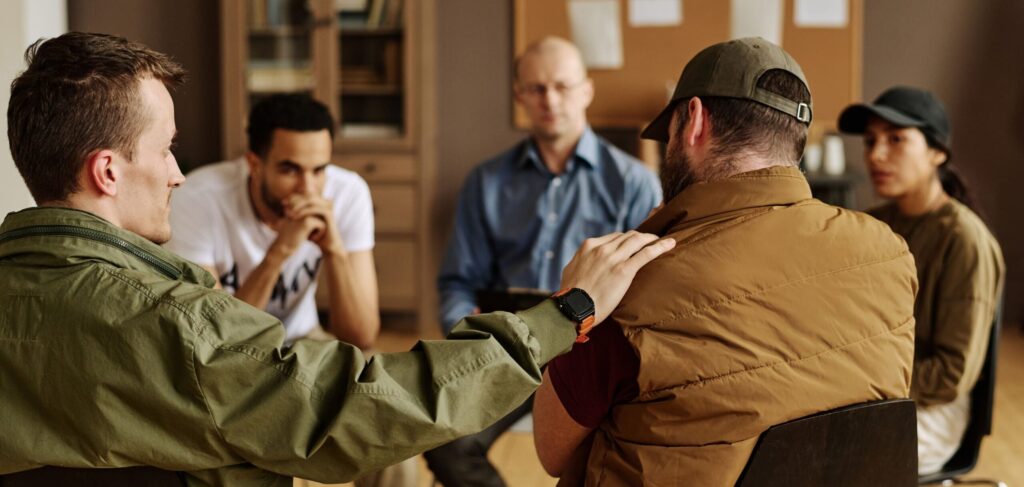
[299,322,1024,486]
[963,321,1024,486]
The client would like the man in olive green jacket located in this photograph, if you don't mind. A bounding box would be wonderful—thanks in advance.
[0,33,674,486]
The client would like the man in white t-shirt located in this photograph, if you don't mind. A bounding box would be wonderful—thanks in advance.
[166,94,379,347]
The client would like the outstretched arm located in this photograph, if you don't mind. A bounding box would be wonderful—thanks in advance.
[196,232,674,483]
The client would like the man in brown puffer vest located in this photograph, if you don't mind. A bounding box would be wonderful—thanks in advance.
[532,37,917,486]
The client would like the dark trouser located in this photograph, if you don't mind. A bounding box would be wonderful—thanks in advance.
[424,395,534,487]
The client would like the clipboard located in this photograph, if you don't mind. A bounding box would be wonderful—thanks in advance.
[475,288,550,313]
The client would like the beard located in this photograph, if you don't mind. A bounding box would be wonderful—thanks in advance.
[660,147,699,203]
[660,145,738,202]
[258,177,286,218]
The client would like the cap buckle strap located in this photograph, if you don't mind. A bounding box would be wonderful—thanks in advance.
[796,103,812,123]
[752,87,813,125]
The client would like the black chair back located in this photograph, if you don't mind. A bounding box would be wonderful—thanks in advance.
[0,466,185,486]
[735,399,918,487]
[918,297,1004,484]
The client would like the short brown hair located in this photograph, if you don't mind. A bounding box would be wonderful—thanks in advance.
[675,69,811,165]
[7,32,186,203]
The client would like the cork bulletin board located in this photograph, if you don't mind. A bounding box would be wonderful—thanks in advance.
[513,0,862,139]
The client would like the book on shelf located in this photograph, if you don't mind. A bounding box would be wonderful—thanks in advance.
[247,65,314,92]
[366,0,387,28]
[383,0,403,28]
[383,41,401,84]
[335,0,368,12]
[248,59,311,69]
[341,66,380,85]
[341,84,401,96]
[368,0,403,28]
[338,11,368,28]
[340,123,401,139]
[250,0,268,29]
[250,0,309,29]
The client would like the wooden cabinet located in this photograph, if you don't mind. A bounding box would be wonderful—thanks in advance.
[221,0,438,332]
[333,153,416,182]
[374,238,418,310]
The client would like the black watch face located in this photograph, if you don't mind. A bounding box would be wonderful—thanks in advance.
[563,290,595,318]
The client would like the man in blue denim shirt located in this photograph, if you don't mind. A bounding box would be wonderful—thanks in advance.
[428,36,661,487]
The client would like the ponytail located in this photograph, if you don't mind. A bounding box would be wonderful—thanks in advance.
[923,131,984,221]
[938,162,975,212]
[938,160,989,224]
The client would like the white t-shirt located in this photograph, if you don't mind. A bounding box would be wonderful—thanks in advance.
[165,159,374,341]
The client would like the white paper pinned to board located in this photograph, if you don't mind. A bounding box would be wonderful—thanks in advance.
[794,0,848,28]
[730,0,783,45]
[569,0,624,69]
[628,0,682,27]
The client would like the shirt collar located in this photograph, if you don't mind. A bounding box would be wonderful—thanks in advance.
[517,126,600,173]
[638,165,813,236]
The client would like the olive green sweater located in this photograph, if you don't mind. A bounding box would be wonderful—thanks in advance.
[869,199,1004,407]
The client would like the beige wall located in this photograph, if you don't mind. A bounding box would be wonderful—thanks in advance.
[1,0,67,216]
[432,0,526,272]
[67,0,221,173]
[858,0,1024,321]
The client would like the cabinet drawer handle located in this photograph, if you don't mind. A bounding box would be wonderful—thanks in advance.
[364,161,377,174]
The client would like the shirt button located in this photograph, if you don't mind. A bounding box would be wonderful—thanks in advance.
[548,213,557,223]
[552,177,562,187]
[544,250,554,259]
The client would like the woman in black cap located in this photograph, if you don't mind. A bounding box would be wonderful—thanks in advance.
[838,86,1004,475]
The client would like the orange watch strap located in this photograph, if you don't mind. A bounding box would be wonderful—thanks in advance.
[575,315,596,344]
[553,288,596,343]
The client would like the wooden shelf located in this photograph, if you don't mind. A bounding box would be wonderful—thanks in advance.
[340,83,402,96]
[340,27,403,37]
[249,87,315,95]
[249,26,310,37]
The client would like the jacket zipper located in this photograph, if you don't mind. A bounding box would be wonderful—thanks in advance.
[0,225,182,280]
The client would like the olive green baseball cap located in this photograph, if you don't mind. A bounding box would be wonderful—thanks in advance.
[641,37,812,142]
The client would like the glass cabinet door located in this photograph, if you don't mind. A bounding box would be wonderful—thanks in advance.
[334,0,406,140]
[223,0,412,156]
[246,0,315,108]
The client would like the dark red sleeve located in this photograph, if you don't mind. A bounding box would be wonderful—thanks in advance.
[547,322,640,428]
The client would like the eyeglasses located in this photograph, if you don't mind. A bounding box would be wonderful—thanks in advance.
[516,80,586,98]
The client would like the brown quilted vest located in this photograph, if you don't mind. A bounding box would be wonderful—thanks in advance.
[570,166,916,486]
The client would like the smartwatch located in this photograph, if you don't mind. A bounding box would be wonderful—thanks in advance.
[552,288,596,343]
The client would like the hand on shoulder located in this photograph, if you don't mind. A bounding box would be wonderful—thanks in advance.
[560,231,676,324]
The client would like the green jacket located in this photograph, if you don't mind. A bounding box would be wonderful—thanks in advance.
[0,207,577,486]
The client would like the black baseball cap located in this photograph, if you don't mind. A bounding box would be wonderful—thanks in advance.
[641,37,812,142]
[837,86,951,153]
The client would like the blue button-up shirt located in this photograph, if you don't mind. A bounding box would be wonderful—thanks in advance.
[438,127,662,331]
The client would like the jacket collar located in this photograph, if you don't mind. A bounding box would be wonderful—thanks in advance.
[638,165,812,236]
[0,206,216,287]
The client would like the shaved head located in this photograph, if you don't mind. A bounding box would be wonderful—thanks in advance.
[514,36,587,83]
[513,36,593,144]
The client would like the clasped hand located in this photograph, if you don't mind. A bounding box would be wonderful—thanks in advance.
[270,194,344,257]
